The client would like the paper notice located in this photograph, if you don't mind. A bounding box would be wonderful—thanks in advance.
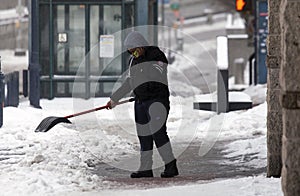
[99,35,114,58]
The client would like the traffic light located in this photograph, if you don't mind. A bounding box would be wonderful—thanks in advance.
[236,0,252,12]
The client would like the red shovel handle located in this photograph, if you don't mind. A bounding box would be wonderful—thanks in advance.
[64,98,135,119]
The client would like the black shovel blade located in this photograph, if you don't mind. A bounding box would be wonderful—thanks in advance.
[35,116,72,132]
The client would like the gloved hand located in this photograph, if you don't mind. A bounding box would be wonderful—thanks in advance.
[106,99,116,109]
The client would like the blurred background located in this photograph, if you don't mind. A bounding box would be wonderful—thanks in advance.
[0,0,266,109]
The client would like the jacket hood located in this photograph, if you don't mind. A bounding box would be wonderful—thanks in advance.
[124,31,149,49]
[145,46,168,64]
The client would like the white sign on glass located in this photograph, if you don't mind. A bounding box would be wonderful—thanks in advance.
[58,33,68,43]
[99,35,114,58]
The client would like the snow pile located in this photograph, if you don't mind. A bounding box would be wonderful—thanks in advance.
[219,102,267,139]
[0,9,19,20]
[218,89,267,168]
[193,84,268,168]
[243,84,267,105]
[0,8,28,20]
[195,85,267,140]
[0,99,137,195]
[220,104,267,167]
[0,50,28,73]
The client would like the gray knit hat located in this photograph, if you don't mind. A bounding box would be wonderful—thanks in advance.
[124,31,149,49]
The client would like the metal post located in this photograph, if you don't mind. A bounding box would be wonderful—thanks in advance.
[0,57,4,127]
[249,52,255,85]
[161,0,165,47]
[29,0,41,108]
[254,58,257,85]
[85,5,90,99]
[217,69,229,114]
[23,70,28,97]
[161,0,165,26]
[217,36,229,114]
[12,72,19,107]
[204,8,213,24]
[4,72,19,107]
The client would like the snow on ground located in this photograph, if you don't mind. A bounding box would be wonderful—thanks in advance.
[0,101,103,195]
[0,8,21,20]
[243,84,267,105]
[0,8,28,21]
[193,84,267,168]
[76,175,282,196]
[0,84,282,195]
[0,50,28,73]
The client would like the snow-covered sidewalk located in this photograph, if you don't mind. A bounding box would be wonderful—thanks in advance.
[0,84,282,195]
[75,175,281,196]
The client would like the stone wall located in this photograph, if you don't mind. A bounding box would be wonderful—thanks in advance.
[279,0,300,195]
[268,0,300,195]
[266,0,282,178]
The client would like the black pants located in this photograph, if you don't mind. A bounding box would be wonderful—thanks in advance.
[134,99,175,171]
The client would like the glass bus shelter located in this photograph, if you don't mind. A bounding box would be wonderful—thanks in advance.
[35,0,157,99]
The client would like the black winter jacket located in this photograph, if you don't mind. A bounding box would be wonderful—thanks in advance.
[111,46,170,102]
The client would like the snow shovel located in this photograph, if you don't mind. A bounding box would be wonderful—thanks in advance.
[35,98,135,132]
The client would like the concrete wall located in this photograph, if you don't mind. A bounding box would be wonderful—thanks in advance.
[268,0,300,195]
[266,0,282,178]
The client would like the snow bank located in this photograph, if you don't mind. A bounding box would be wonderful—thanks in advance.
[0,98,137,195]
[243,84,267,105]
[194,84,268,167]
[194,102,266,157]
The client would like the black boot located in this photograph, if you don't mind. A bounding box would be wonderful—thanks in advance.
[131,150,153,178]
[161,159,179,178]
[130,170,154,178]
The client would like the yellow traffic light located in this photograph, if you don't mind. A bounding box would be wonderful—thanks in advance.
[236,0,246,11]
